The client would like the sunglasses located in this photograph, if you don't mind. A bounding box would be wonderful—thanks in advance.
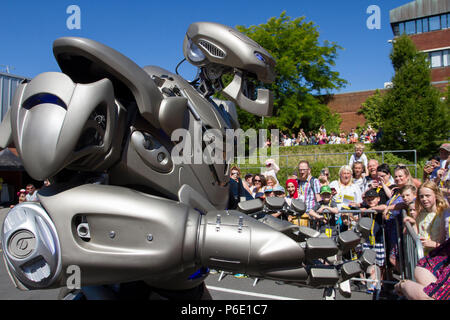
[254,180,261,182]
[231,172,239,175]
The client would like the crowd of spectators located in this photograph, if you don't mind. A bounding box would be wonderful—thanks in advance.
[229,142,450,300]
[273,126,379,147]
[9,179,51,208]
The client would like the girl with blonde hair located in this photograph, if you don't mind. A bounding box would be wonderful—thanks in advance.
[404,181,447,255]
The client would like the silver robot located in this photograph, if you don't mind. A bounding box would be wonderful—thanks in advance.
[0,22,375,299]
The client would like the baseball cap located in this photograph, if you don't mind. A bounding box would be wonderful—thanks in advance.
[439,143,450,152]
[254,192,265,199]
[320,185,332,194]
[273,185,285,193]
[264,187,273,193]
[365,188,380,198]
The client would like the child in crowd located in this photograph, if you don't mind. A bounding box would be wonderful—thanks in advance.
[10,189,27,209]
[349,143,368,176]
[404,181,447,255]
[360,188,388,291]
[352,162,366,194]
[309,185,339,237]
[265,175,278,190]
[262,158,280,184]
[399,184,417,218]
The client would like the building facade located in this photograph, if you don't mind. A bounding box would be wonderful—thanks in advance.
[0,71,27,122]
[327,0,449,132]
[390,0,450,89]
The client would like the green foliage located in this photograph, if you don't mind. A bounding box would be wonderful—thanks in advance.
[234,12,346,134]
[375,35,449,157]
[358,89,385,129]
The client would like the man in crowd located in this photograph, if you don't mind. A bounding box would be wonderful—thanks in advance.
[439,143,449,169]
[25,184,39,202]
[363,159,379,193]
[297,160,321,217]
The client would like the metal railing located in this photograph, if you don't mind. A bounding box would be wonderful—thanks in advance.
[235,149,418,177]
[308,208,424,283]
[399,209,424,281]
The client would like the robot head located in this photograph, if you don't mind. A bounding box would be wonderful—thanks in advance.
[183,22,276,117]
[183,22,275,83]
[10,72,118,181]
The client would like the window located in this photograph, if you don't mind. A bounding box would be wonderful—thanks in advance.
[443,14,449,29]
[405,20,416,34]
[393,24,400,36]
[429,16,440,31]
[399,22,405,34]
[444,50,450,67]
[422,18,429,32]
[430,51,442,68]
[416,19,422,33]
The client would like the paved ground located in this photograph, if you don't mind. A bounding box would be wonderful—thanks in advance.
[0,207,372,301]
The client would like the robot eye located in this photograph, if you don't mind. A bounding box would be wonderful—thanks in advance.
[186,39,206,63]
[254,52,266,63]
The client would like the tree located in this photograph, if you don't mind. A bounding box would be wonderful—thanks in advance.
[233,12,346,133]
[358,89,385,129]
[376,35,448,156]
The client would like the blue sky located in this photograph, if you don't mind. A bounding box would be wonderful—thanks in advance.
[1,0,401,93]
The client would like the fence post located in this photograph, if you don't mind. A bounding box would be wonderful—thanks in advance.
[414,150,417,178]
[381,151,384,164]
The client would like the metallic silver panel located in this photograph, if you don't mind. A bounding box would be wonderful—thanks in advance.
[389,0,449,23]
[1,203,62,289]
[38,184,203,290]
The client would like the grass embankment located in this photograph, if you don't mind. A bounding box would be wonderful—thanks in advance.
[233,144,425,184]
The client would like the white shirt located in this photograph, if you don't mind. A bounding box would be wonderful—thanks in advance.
[25,190,39,202]
[329,180,362,211]
[349,153,368,168]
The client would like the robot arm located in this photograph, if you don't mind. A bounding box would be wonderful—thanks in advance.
[1,184,375,291]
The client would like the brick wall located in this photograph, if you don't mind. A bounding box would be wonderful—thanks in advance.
[326,89,386,132]
[431,67,450,83]
[410,29,450,51]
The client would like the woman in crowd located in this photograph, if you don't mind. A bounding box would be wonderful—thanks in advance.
[228,166,253,209]
[329,165,362,230]
[318,167,331,187]
[395,237,450,300]
[251,174,266,198]
[285,177,299,206]
[330,165,362,209]
[375,163,394,203]
[403,181,447,256]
